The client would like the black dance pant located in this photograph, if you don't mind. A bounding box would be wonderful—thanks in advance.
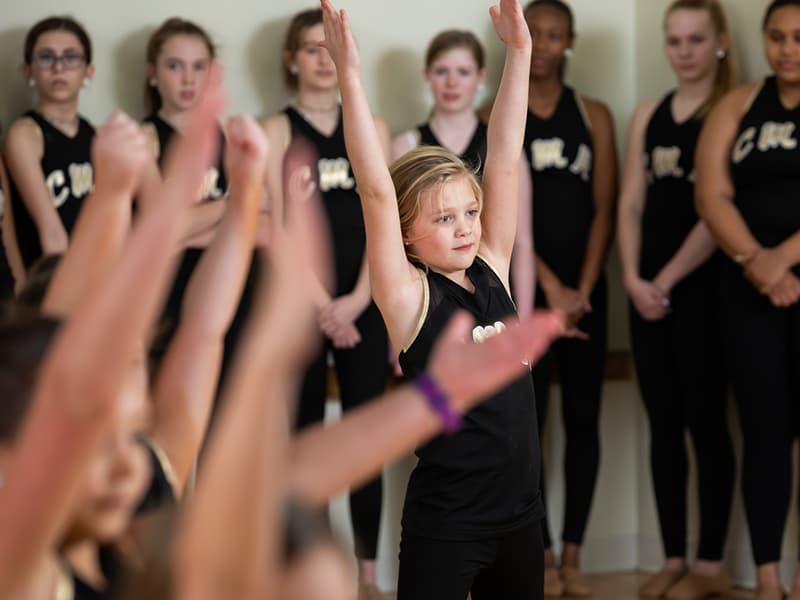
[295,302,389,560]
[721,262,800,566]
[397,520,544,600]
[533,278,606,548]
[630,264,734,561]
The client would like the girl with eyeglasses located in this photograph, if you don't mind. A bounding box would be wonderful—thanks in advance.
[2,16,95,288]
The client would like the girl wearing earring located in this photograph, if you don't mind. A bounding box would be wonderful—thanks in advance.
[3,16,95,286]
[260,9,390,599]
[392,30,487,176]
[514,1,618,596]
[618,2,738,598]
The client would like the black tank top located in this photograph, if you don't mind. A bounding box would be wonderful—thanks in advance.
[7,110,95,268]
[639,92,704,280]
[523,86,594,288]
[143,114,227,199]
[284,106,365,295]
[729,76,800,252]
[417,120,487,178]
[398,256,542,539]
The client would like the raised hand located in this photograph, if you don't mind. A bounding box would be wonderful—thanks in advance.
[91,111,150,198]
[320,0,361,75]
[225,114,269,196]
[489,0,531,50]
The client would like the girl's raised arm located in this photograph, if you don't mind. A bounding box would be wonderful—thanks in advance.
[479,0,532,275]
[320,0,419,321]
[150,114,264,491]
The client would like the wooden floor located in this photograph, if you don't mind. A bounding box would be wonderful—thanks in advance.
[379,571,758,599]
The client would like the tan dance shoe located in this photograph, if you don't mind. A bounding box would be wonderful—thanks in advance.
[544,566,564,597]
[639,568,687,598]
[561,566,592,596]
[664,571,731,599]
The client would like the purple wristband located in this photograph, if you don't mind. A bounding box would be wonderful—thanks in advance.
[414,373,462,434]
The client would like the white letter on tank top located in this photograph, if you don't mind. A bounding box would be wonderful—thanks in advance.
[569,144,593,181]
[651,146,684,179]
[318,158,355,192]
[531,138,569,171]
[732,127,756,164]
[757,122,797,152]
[69,163,93,199]
[46,169,69,207]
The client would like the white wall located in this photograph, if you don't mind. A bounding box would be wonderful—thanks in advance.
[1,0,791,593]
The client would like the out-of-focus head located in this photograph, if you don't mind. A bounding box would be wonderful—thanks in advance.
[424,30,486,114]
[282,9,336,93]
[524,0,574,80]
[762,0,800,84]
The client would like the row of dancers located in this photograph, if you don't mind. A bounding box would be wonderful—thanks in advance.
[0,0,800,599]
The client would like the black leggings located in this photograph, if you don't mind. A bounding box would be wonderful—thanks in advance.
[533,278,606,548]
[630,264,734,561]
[721,262,800,566]
[295,302,388,560]
[397,520,544,600]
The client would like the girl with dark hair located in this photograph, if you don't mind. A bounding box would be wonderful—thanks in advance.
[696,1,800,598]
[513,1,617,595]
[260,9,391,598]
[3,16,95,288]
[392,29,488,175]
[618,1,738,597]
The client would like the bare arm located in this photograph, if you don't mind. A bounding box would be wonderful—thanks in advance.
[0,80,223,596]
[479,0,532,276]
[512,154,535,318]
[3,118,68,256]
[289,308,564,505]
[0,159,25,291]
[616,100,669,320]
[577,98,617,299]
[150,115,264,491]
[320,0,421,348]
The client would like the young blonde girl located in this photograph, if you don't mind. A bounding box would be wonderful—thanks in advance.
[321,0,543,597]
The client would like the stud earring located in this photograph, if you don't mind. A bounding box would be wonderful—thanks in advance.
[716,48,726,60]
[82,78,90,89]
[28,78,36,88]
[564,48,573,58]
[149,78,158,87]
[289,64,299,75]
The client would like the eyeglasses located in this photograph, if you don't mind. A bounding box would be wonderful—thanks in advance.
[32,52,86,70]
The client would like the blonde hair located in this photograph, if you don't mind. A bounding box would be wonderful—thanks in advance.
[389,146,482,262]
[665,0,739,118]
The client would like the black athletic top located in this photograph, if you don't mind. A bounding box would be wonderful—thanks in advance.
[398,256,542,540]
[417,120,487,178]
[729,77,800,261]
[284,106,365,296]
[7,110,95,268]
[639,92,704,280]
[523,86,594,289]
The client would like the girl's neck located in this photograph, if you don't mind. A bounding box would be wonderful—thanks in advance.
[158,106,191,132]
[674,75,715,105]
[35,100,80,135]
[529,76,564,104]
[429,109,477,130]
[295,87,340,113]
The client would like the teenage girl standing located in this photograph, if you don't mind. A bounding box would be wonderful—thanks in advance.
[696,2,800,598]
[618,1,737,598]
[3,17,95,285]
[392,29,488,175]
[514,1,617,595]
[260,9,389,599]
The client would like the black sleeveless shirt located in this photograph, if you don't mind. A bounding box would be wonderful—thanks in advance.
[639,92,705,280]
[7,110,95,268]
[417,120,487,178]
[398,256,542,539]
[729,77,800,253]
[284,106,365,296]
[523,86,594,288]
